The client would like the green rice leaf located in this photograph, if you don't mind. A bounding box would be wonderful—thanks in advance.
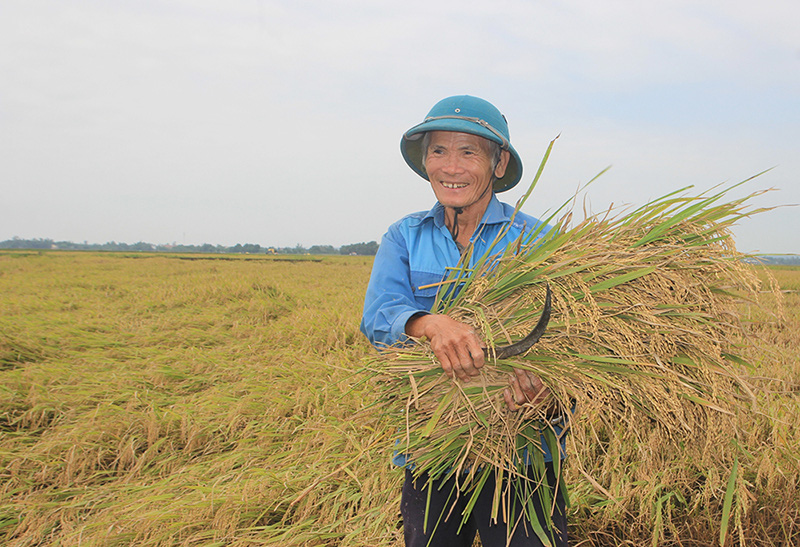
[720,457,739,546]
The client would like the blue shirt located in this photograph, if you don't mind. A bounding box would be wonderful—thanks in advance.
[360,195,550,347]
[361,195,566,465]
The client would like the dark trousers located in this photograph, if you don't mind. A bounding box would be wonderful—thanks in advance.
[401,464,568,547]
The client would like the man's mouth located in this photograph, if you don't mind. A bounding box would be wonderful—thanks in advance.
[441,182,468,189]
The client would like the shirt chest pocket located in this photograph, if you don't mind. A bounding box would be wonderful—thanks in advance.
[410,271,444,305]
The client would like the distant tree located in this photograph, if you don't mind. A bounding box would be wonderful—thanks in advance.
[130,242,155,251]
[760,255,800,265]
[102,241,129,251]
[275,244,308,255]
[340,241,379,256]
[0,237,54,249]
[241,243,261,254]
[309,245,337,255]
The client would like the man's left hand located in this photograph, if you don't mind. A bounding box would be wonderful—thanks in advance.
[503,368,552,412]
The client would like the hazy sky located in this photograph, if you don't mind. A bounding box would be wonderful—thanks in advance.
[2,0,798,253]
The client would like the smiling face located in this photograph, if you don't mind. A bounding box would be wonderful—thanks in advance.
[423,131,510,212]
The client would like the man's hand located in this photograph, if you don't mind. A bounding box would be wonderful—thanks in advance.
[503,368,552,412]
[405,314,485,382]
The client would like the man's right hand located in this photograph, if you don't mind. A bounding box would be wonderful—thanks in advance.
[405,313,486,382]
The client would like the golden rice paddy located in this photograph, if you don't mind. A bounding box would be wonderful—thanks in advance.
[1,251,798,546]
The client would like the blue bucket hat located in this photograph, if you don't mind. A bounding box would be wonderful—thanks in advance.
[401,95,523,193]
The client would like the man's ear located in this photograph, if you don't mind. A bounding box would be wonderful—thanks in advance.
[494,150,511,179]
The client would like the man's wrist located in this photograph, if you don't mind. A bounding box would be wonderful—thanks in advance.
[405,312,431,339]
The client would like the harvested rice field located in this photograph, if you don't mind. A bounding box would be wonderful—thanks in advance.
[1,251,799,546]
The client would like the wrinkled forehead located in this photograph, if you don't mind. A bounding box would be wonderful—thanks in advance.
[424,130,496,153]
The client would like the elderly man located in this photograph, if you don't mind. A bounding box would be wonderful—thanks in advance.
[360,95,568,547]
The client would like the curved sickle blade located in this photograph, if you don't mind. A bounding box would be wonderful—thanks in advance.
[485,283,552,360]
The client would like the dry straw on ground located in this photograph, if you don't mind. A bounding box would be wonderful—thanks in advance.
[365,140,777,544]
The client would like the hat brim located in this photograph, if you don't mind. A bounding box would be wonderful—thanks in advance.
[401,118,523,193]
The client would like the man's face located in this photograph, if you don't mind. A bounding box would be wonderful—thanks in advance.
[424,131,509,211]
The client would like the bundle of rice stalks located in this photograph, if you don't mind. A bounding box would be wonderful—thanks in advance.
[363,141,775,544]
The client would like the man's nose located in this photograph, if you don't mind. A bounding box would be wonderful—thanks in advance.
[441,155,463,173]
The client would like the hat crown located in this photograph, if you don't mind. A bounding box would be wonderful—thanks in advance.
[423,95,510,144]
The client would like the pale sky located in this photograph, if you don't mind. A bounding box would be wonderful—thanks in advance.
[2,0,798,254]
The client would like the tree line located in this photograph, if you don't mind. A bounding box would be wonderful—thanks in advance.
[0,238,380,256]
[5,238,797,263]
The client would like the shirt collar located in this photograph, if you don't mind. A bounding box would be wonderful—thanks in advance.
[416,194,510,229]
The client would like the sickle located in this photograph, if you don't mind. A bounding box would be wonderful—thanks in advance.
[484,284,552,359]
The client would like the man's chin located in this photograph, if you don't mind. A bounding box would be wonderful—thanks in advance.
[440,201,468,210]
[434,193,469,209]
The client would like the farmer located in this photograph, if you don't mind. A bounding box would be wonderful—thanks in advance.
[360,95,569,547]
